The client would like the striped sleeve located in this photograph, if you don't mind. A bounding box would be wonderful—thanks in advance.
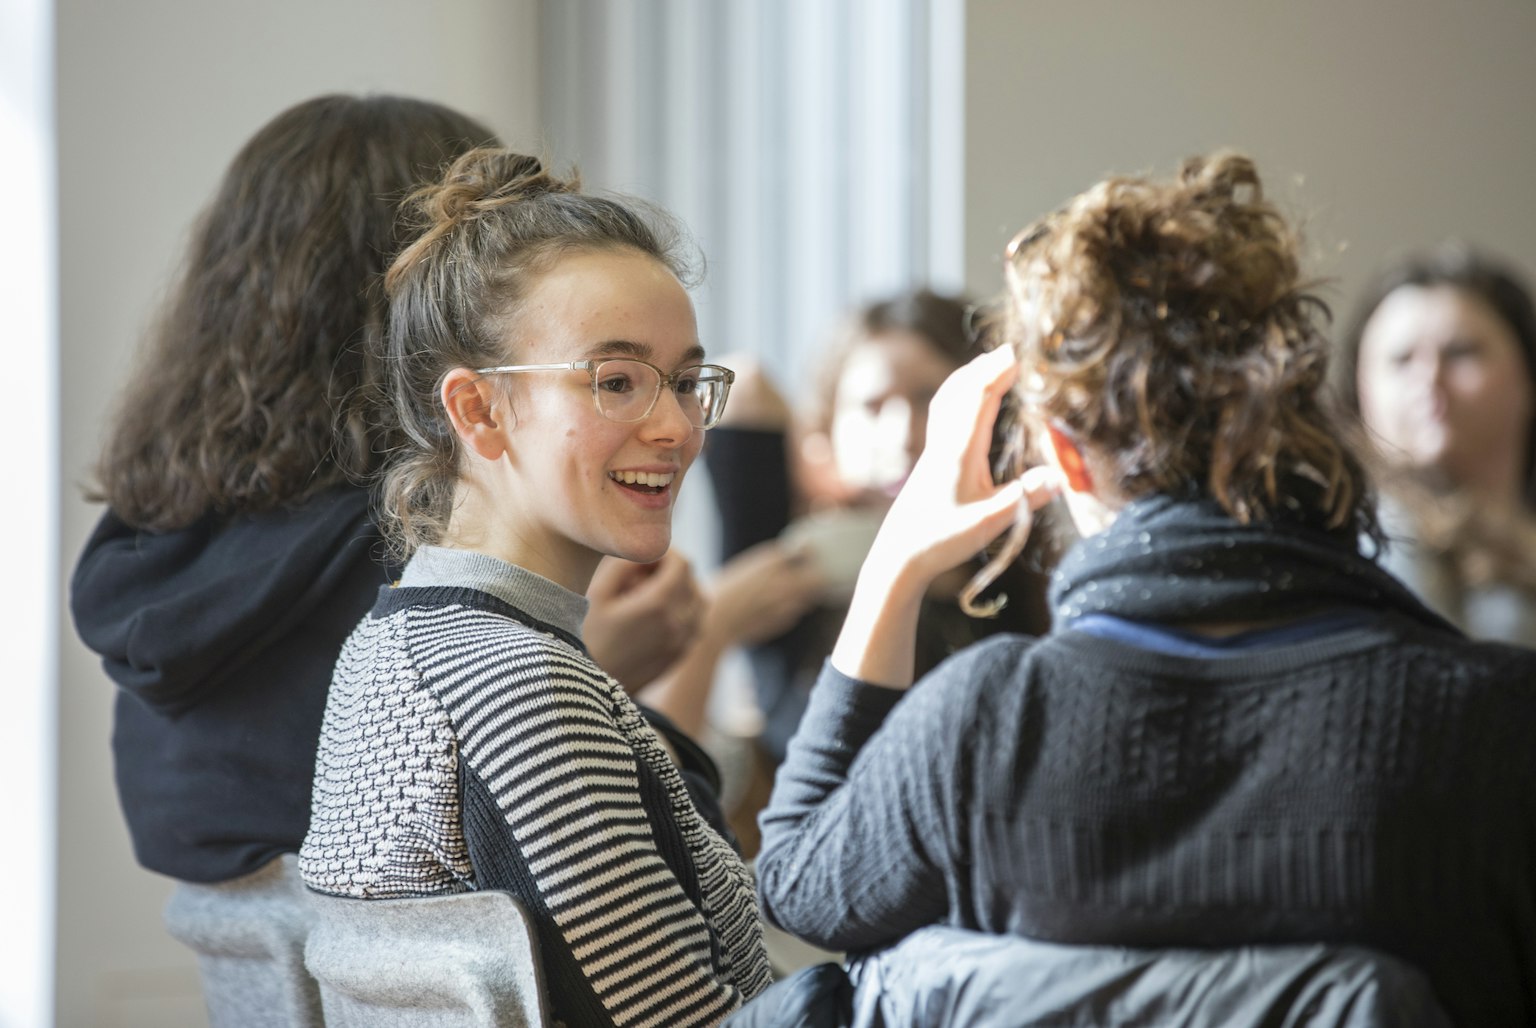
[411,606,747,1027]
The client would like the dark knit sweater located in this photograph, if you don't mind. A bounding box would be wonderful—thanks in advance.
[301,547,770,1027]
[757,502,1536,1026]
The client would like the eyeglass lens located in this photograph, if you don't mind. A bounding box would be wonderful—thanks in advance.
[593,360,729,428]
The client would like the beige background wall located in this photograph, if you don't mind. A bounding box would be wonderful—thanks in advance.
[964,0,1536,328]
[55,2,540,1024]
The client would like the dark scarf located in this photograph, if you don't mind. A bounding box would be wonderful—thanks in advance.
[1048,493,1460,634]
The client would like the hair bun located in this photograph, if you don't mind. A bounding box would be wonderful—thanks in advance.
[1179,150,1261,204]
[386,148,578,294]
[418,148,576,231]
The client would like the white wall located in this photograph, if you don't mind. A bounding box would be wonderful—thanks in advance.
[964,0,1536,322]
[541,0,963,397]
[55,3,540,1024]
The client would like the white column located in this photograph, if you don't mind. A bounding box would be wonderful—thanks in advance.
[0,0,58,1023]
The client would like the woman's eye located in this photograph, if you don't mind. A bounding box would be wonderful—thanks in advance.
[598,374,634,394]
[674,374,701,396]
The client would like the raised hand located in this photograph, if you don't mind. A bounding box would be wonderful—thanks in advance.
[832,346,1060,689]
[706,539,826,649]
[584,551,704,693]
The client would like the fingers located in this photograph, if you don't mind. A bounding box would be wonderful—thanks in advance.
[1019,464,1065,511]
[636,550,696,603]
[926,345,1019,457]
[642,553,703,642]
[586,554,656,601]
[584,556,625,600]
[583,552,702,689]
[707,540,825,646]
[604,553,698,629]
[958,465,1062,548]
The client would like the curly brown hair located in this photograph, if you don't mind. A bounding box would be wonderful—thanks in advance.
[377,147,696,560]
[92,94,495,531]
[969,152,1376,607]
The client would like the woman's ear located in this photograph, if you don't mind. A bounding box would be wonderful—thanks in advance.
[441,368,509,463]
[1044,423,1094,494]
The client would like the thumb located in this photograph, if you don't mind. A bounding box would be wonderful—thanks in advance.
[967,466,1062,538]
[965,477,1028,535]
[630,551,687,599]
[587,557,653,601]
[1019,465,1065,510]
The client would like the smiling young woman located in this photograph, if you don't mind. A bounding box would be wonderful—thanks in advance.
[297,149,769,1028]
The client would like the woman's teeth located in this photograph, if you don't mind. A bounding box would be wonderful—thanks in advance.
[609,470,674,488]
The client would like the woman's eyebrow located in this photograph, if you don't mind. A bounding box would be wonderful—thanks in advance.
[587,339,708,365]
[586,339,651,359]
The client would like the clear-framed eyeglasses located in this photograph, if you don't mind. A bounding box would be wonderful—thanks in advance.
[474,358,735,430]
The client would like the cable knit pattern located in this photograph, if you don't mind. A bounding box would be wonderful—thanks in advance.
[757,502,1536,1024]
[758,623,1536,1027]
[301,548,769,1027]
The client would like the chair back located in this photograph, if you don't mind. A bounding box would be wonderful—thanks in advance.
[162,854,324,1028]
[304,888,550,1028]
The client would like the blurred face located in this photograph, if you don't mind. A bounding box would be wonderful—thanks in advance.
[493,250,705,582]
[830,330,959,496]
[1356,284,1534,493]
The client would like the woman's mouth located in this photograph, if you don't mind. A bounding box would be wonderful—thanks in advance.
[608,470,675,495]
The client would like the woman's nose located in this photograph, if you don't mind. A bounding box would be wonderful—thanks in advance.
[640,386,695,444]
[1399,349,1443,394]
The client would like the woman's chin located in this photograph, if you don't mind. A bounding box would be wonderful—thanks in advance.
[613,535,671,565]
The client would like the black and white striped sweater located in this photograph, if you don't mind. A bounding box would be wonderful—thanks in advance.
[300,547,771,1026]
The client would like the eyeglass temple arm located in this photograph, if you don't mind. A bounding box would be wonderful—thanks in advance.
[473,362,586,375]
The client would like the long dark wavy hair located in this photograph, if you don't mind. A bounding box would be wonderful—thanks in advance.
[92,94,496,531]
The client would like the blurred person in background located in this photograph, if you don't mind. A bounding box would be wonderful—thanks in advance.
[703,290,1055,773]
[1342,243,1536,647]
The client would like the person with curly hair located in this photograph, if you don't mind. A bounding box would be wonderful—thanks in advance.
[755,154,1536,1025]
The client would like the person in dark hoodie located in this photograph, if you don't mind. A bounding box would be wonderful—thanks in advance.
[70,93,708,887]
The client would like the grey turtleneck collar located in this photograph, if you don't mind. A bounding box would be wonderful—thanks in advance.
[399,546,589,641]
